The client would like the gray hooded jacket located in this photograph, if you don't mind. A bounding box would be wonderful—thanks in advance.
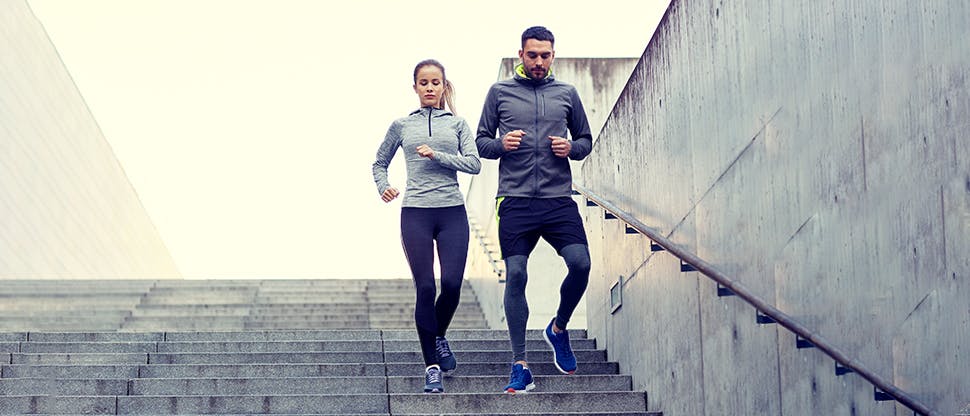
[372,107,481,208]
[475,64,593,199]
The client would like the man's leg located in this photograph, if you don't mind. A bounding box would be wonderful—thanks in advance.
[497,197,540,393]
[554,243,591,330]
[503,255,530,363]
[538,197,590,375]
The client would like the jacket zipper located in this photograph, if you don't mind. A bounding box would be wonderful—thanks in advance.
[427,107,432,137]
[533,86,540,197]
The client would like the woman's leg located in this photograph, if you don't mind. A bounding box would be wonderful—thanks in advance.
[433,206,469,336]
[400,207,438,366]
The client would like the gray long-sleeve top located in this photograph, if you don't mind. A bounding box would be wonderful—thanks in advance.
[372,107,481,208]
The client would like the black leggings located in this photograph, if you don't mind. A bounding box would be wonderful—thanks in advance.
[401,205,469,366]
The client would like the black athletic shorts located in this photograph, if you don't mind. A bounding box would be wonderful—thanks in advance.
[496,196,588,258]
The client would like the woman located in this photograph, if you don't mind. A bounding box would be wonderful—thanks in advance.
[371,59,481,393]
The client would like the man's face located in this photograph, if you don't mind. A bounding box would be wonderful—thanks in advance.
[519,38,554,80]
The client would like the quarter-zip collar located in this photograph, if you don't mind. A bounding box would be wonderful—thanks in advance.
[408,106,451,137]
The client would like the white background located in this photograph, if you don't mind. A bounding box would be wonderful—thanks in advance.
[27,0,669,279]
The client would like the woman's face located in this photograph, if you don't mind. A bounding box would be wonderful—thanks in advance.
[413,65,445,108]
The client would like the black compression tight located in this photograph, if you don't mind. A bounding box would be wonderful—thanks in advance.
[401,205,469,366]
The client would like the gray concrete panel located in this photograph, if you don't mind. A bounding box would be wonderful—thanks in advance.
[580,0,969,415]
[0,1,179,278]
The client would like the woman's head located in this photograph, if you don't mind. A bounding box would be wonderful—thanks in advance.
[413,59,456,114]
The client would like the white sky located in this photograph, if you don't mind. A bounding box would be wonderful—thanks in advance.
[27,0,669,279]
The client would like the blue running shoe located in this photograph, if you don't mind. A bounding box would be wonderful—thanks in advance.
[543,317,577,374]
[424,366,443,393]
[436,336,456,372]
[503,363,536,394]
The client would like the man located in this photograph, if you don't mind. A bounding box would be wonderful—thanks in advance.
[475,25,593,394]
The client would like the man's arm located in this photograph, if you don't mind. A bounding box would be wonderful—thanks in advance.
[475,85,506,159]
[566,87,593,160]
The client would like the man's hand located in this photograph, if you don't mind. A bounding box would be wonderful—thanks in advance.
[416,144,435,159]
[381,187,400,203]
[549,136,571,158]
[503,130,526,151]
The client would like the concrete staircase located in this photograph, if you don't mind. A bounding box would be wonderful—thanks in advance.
[0,279,658,415]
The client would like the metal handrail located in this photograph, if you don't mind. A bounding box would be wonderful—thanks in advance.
[573,182,939,416]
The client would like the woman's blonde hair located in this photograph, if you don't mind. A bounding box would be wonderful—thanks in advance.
[413,59,456,115]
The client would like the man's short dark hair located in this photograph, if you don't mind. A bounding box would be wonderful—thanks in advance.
[521,26,555,48]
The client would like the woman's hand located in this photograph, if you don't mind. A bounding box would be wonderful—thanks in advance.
[381,187,400,203]
[416,144,435,159]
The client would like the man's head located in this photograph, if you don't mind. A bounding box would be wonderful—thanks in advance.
[519,26,555,80]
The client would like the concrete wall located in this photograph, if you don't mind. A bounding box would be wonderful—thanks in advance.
[1,1,180,278]
[581,1,969,415]
[465,57,637,330]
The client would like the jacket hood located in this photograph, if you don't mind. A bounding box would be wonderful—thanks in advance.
[513,63,555,85]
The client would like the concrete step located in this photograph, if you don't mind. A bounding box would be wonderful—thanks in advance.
[242,322,375,330]
[381,339,597,351]
[8,329,583,342]
[0,395,116,413]
[250,297,367,304]
[368,318,486,326]
[0,302,140,312]
[0,361,621,379]
[0,374,632,396]
[0,334,25,342]
[0,395,390,414]
[0,298,141,309]
[0,322,123,332]
[0,378,128,395]
[4,338,595,354]
[388,391,648,414]
[115,394,390,414]
[387,374,633,393]
[380,329,589,340]
[128,377,389,395]
[138,296,257,305]
[0,363,383,379]
[0,393,650,414]
[394,413,659,416]
[383,350,607,364]
[18,342,157,354]
[0,310,133,318]
[10,353,149,365]
[160,330,383,342]
[22,333,165,342]
[120,321,382,331]
[384,362,621,376]
[147,351,384,364]
[154,341,383,353]
[11,340,383,354]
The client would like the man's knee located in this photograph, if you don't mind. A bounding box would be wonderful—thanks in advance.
[561,244,590,274]
[504,255,529,291]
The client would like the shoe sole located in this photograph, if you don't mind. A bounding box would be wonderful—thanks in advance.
[543,328,577,375]
[503,382,536,394]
